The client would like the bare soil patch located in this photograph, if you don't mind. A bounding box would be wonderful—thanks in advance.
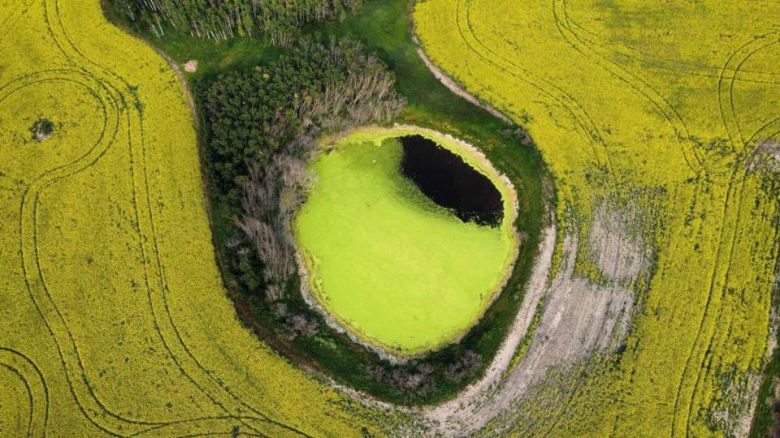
[422,206,647,435]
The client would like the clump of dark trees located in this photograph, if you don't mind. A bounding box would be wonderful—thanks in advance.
[198,39,484,402]
[114,0,362,45]
[204,39,403,294]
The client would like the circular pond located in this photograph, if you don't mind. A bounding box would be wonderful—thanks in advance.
[294,126,519,356]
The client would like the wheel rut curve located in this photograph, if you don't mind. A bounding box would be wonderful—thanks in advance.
[4,1,317,436]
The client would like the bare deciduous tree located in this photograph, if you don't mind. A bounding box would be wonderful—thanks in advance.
[237,43,404,301]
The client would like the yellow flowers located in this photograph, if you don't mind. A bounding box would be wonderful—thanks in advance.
[415,0,780,435]
[0,1,376,436]
[2,0,777,435]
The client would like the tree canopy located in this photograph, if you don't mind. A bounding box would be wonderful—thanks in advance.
[114,0,363,45]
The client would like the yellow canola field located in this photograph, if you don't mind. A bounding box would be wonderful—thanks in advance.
[0,1,382,436]
[415,0,780,436]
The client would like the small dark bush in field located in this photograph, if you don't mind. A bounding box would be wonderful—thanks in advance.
[31,118,54,141]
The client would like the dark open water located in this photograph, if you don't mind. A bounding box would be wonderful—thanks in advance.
[400,135,503,226]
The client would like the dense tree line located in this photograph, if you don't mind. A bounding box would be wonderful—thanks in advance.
[114,0,363,45]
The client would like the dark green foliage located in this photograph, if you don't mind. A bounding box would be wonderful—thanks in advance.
[201,40,402,202]
[113,0,363,45]
[197,10,548,402]
[31,118,54,141]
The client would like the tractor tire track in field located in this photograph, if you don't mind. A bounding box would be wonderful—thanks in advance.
[679,168,746,437]
[47,0,313,435]
[4,2,314,436]
[52,1,313,432]
[448,0,619,189]
[687,37,780,435]
[10,68,149,436]
[4,70,267,438]
[46,1,303,432]
[412,1,780,435]
[42,3,259,434]
[416,0,600,429]
[13,71,244,437]
[716,34,778,155]
[461,0,627,430]
[549,8,760,433]
[553,0,704,176]
[671,34,779,437]
[1,361,37,435]
[416,1,778,435]
[555,2,780,86]
[682,120,780,435]
[410,0,636,433]
[0,347,49,438]
[670,39,747,437]
[547,2,720,430]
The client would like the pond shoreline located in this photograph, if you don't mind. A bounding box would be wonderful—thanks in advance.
[294,124,521,362]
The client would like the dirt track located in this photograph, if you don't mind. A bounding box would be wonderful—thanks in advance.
[416,48,512,125]
[423,222,557,432]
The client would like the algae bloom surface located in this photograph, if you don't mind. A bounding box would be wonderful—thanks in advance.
[294,127,518,355]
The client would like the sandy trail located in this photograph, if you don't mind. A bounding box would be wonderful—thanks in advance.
[422,222,556,428]
[416,47,513,125]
